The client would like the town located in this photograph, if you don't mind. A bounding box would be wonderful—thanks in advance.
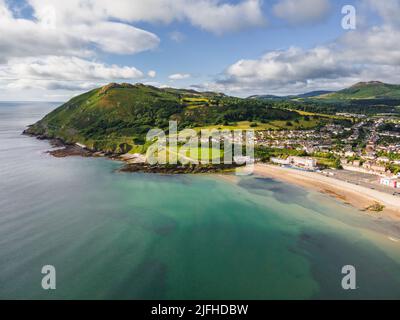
[253,115,400,194]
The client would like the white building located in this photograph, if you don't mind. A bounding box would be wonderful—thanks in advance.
[271,156,317,170]
[289,156,317,170]
[270,157,290,165]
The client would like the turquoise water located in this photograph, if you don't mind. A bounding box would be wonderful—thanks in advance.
[0,102,400,300]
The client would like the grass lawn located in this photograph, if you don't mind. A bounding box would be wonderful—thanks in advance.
[289,109,349,120]
[314,157,337,168]
[182,97,210,103]
[194,118,320,131]
[148,145,224,164]
[194,121,277,131]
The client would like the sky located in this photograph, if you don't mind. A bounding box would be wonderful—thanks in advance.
[0,0,400,101]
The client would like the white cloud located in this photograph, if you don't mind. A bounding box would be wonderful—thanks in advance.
[169,73,191,80]
[77,22,160,55]
[0,0,265,77]
[273,0,331,25]
[213,21,400,96]
[225,47,351,83]
[183,0,265,34]
[0,56,144,92]
[338,26,400,66]
[26,0,265,38]
[0,0,267,100]
[0,0,160,61]
[6,79,99,91]
[199,1,400,96]
[95,0,265,34]
[147,70,157,78]
[1,56,143,80]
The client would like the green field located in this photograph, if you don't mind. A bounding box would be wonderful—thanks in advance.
[194,118,320,131]
[291,110,349,120]
[147,145,224,164]
[317,81,400,100]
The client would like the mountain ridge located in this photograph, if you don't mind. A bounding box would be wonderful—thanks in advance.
[248,81,400,101]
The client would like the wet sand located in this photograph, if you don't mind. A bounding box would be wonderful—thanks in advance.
[252,164,400,221]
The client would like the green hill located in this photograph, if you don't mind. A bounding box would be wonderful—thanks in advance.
[25,83,299,153]
[248,81,400,115]
[316,81,400,100]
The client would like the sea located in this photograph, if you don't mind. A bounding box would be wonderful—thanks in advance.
[0,102,399,299]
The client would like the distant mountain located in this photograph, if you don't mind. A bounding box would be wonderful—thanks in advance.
[248,81,400,102]
[248,94,285,100]
[248,90,333,100]
[295,90,333,98]
[315,81,400,100]
[247,82,400,115]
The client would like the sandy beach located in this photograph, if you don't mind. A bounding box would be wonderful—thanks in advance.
[253,164,400,221]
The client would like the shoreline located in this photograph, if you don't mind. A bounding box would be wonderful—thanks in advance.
[253,164,400,221]
[27,135,242,174]
[23,132,400,220]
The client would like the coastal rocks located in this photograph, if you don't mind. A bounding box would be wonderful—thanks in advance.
[22,128,45,139]
[47,145,93,158]
[23,129,241,174]
[49,139,67,148]
[119,163,241,174]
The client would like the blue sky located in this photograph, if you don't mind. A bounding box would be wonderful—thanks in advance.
[0,0,400,101]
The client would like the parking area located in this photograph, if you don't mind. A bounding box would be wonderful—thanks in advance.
[321,169,400,197]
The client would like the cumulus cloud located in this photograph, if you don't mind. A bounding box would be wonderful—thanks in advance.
[216,39,400,95]
[338,26,400,66]
[169,73,191,80]
[273,0,331,25]
[96,0,265,34]
[26,0,265,39]
[0,0,265,62]
[1,56,143,80]
[0,56,144,91]
[224,47,353,83]
[0,0,267,99]
[183,0,265,34]
[6,79,100,91]
[0,0,160,61]
[206,1,400,96]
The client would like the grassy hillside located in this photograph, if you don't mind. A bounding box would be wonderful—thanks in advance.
[26,83,301,153]
[249,81,400,116]
[316,81,400,100]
